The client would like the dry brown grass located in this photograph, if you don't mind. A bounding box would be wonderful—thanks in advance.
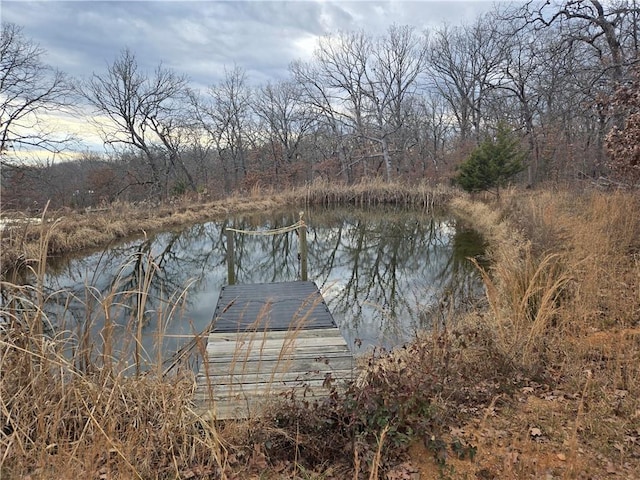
[445,187,640,478]
[1,179,453,278]
[2,183,639,479]
[285,177,455,210]
[0,336,215,479]
[0,227,226,479]
[0,348,205,480]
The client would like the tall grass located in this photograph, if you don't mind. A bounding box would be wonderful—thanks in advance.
[1,179,454,277]
[452,188,640,474]
[292,177,455,210]
[470,251,572,370]
[0,223,224,479]
[454,189,640,370]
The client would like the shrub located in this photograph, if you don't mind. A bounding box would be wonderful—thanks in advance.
[455,123,526,196]
[605,67,640,185]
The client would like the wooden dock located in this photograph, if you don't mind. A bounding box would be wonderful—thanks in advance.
[194,281,353,420]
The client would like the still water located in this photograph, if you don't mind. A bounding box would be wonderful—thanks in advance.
[39,207,485,365]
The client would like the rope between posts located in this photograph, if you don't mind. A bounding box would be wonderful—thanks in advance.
[225,220,305,236]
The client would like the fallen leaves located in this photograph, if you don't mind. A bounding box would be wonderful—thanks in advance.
[385,461,420,480]
[529,427,543,439]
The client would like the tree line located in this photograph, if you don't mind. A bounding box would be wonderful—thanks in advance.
[1,0,639,210]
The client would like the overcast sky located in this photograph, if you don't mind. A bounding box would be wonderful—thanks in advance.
[2,0,505,156]
[2,0,504,89]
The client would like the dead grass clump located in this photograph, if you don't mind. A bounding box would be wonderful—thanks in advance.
[497,189,639,337]
[0,273,226,479]
[0,226,227,479]
[83,214,129,239]
[448,187,640,477]
[1,180,454,276]
[0,326,224,479]
[450,194,527,263]
[578,190,640,256]
[290,177,455,211]
[450,195,572,374]
[473,251,573,373]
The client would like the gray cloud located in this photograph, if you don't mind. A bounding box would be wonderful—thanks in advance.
[2,0,504,154]
[3,0,501,89]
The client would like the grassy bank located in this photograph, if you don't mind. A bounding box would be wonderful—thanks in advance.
[442,188,640,478]
[1,184,639,478]
[0,178,453,277]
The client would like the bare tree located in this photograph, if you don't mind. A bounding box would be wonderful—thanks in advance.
[190,66,254,192]
[82,48,195,199]
[0,22,76,166]
[523,0,639,86]
[482,15,549,184]
[367,25,428,177]
[311,30,372,176]
[408,92,452,176]
[290,58,357,182]
[293,27,427,181]
[253,80,314,183]
[500,0,640,177]
[427,17,507,145]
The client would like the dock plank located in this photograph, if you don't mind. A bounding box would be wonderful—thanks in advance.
[194,379,344,401]
[195,281,354,420]
[206,339,349,356]
[196,371,353,392]
[213,281,336,332]
[200,357,353,376]
[199,368,352,381]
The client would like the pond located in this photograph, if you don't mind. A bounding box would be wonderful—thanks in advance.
[33,206,486,368]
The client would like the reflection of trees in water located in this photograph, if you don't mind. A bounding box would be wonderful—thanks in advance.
[307,209,473,347]
[232,211,302,284]
[416,221,487,330]
[37,212,305,363]
[45,225,222,324]
[37,223,231,365]
[34,207,484,362]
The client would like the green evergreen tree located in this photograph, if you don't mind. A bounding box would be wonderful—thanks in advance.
[455,124,527,196]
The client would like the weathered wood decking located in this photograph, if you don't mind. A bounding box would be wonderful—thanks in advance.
[195,281,353,420]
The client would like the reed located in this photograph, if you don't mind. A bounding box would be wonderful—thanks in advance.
[0,224,225,479]
[3,184,638,478]
[289,177,455,211]
[470,251,573,371]
[1,179,455,276]
[449,187,640,477]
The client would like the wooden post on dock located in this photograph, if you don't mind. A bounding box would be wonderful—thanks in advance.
[299,212,308,281]
[226,228,235,285]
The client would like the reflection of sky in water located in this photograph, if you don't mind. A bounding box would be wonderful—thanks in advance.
[39,208,484,366]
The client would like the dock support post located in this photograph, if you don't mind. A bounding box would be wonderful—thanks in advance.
[299,212,308,281]
[226,228,235,285]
